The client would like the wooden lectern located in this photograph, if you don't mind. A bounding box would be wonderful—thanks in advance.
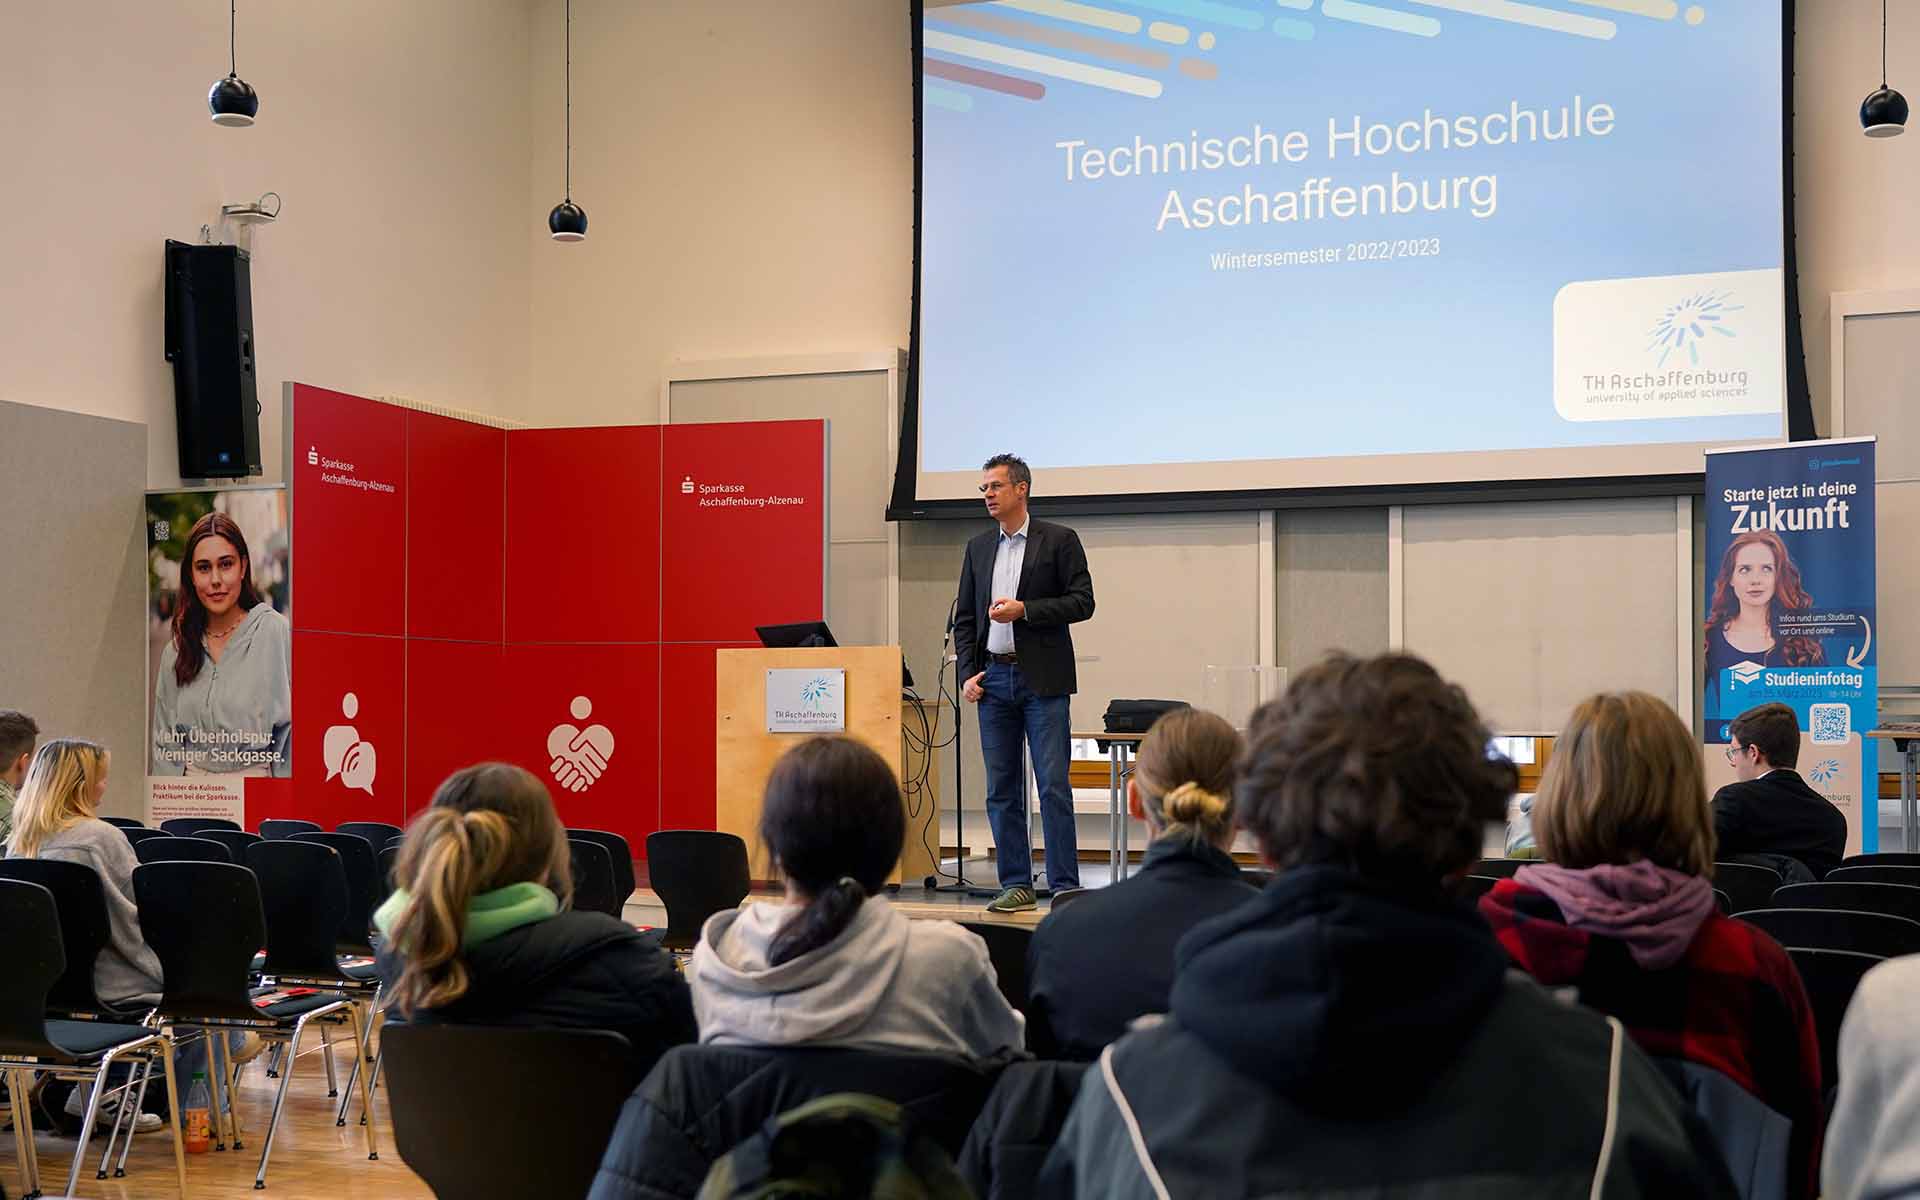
[715,646,941,886]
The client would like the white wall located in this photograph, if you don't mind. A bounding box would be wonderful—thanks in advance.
[1794,0,1920,434]
[523,0,912,427]
[0,0,534,487]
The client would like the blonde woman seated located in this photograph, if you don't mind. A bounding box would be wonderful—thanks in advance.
[691,736,1023,1058]
[1478,692,1823,1199]
[375,763,695,1072]
[5,739,250,1132]
[1025,708,1256,1060]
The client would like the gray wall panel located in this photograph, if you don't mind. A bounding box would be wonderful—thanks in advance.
[0,401,146,817]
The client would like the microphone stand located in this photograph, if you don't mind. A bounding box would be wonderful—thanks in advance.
[934,596,998,897]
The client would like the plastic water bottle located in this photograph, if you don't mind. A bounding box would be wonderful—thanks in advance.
[183,1072,211,1154]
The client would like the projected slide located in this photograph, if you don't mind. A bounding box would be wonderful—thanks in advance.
[916,0,1785,499]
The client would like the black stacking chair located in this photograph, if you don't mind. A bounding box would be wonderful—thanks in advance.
[1826,865,1920,887]
[1713,889,1733,915]
[1773,881,1920,924]
[99,816,144,830]
[1047,885,1095,911]
[158,816,240,837]
[119,826,171,851]
[1841,852,1920,869]
[260,818,322,840]
[337,821,403,849]
[1713,861,1783,913]
[960,921,1033,1015]
[1454,875,1501,903]
[247,840,385,1128]
[1472,858,1529,879]
[290,831,380,953]
[384,1026,641,1200]
[0,860,141,1022]
[1738,907,1920,958]
[568,838,622,919]
[132,860,377,1187]
[647,831,751,950]
[374,844,401,913]
[203,828,264,864]
[1787,947,1883,1089]
[567,828,636,909]
[134,835,233,865]
[0,878,186,1200]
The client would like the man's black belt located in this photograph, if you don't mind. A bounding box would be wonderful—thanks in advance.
[987,652,1019,665]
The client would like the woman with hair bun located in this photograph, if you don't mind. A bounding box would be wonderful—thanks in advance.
[375,763,694,1072]
[1024,708,1257,1060]
[690,736,1022,1058]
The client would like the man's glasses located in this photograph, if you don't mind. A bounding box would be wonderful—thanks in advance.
[979,481,1016,495]
[1724,743,1746,762]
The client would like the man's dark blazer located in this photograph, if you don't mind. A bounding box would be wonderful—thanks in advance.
[1711,769,1849,880]
[953,518,1094,698]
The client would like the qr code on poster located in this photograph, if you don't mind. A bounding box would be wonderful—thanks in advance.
[1810,704,1851,745]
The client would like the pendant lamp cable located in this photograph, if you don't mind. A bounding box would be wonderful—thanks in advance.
[1884,0,1890,88]
[565,0,573,202]
[229,0,238,77]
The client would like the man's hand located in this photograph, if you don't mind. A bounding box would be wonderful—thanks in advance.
[963,671,986,703]
[988,597,1026,624]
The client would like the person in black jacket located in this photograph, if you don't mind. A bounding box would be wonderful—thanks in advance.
[1713,702,1848,881]
[1025,707,1255,1059]
[374,763,695,1072]
[953,453,1095,913]
[1039,653,1738,1199]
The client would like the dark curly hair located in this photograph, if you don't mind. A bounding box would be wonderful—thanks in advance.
[1237,653,1514,884]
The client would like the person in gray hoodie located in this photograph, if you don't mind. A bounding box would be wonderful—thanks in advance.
[690,736,1023,1060]
[1823,955,1920,1200]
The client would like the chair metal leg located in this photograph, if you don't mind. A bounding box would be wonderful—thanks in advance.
[222,1030,246,1151]
[65,1050,119,1200]
[208,1030,231,1152]
[253,1020,309,1190]
[346,1004,379,1161]
[100,1055,156,1178]
[160,1033,188,1199]
[94,1060,136,1179]
[320,1024,338,1099]
[7,1068,41,1200]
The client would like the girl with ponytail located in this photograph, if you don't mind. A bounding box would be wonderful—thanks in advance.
[690,737,1023,1058]
[374,763,694,1070]
[1026,707,1257,1059]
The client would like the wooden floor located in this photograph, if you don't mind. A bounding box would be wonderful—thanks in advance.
[10,1034,432,1199]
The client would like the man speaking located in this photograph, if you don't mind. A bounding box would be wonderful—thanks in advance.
[954,454,1095,912]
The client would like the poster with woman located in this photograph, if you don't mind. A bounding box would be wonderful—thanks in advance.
[1702,438,1877,853]
[145,487,291,821]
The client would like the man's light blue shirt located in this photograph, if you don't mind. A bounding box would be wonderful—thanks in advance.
[986,515,1029,656]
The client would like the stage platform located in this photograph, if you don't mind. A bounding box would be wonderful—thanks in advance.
[624,860,1117,931]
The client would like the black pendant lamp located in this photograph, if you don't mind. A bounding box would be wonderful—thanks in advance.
[547,0,588,241]
[208,0,259,127]
[1863,0,1908,137]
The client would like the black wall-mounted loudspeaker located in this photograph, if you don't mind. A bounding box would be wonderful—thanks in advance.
[163,239,262,479]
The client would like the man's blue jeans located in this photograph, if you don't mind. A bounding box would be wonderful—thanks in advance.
[978,661,1079,891]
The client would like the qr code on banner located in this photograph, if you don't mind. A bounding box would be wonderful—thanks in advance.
[1810,704,1851,745]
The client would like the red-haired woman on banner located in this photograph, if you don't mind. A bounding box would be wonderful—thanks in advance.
[1704,529,1825,709]
[151,512,292,777]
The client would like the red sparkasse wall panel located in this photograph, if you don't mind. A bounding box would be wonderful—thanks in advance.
[500,643,660,853]
[404,639,505,817]
[661,420,827,643]
[407,410,505,643]
[505,425,661,644]
[243,778,295,832]
[290,630,406,831]
[289,385,407,637]
[659,642,756,834]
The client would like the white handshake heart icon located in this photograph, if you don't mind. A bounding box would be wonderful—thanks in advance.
[323,693,377,795]
[548,695,616,793]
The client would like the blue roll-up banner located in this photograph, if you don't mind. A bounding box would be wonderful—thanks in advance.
[1703,437,1878,854]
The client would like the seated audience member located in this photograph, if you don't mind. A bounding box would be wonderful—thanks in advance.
[1823,956,1920,1200]
[1712,701,1846,882]
[1482,691,1823,1198]
[1042,654,1735,1198]
[1025,708,1255,1059]
[0,709,37,841]
[5,738,249,1132]
[691,736,1022,1058]
[376,763,694,1071]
